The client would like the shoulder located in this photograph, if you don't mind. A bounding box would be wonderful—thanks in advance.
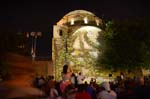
[110,90,117,96]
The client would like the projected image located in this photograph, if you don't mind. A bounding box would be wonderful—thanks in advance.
[72,26,102,59]
[67,26,104,76]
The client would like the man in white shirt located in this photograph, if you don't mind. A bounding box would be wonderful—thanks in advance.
[97,81,117,99]
[77,72,85,85]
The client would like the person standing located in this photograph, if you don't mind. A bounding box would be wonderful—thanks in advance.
[77,72,85,85]
[97,81,117,99]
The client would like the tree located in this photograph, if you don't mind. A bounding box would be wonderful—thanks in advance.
[97,17,150,73]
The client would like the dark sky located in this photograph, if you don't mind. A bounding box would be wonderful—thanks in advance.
[0,0,149,57]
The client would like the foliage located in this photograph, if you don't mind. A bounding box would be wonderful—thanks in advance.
[97,17,150,71]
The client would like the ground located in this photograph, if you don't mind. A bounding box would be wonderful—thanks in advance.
[0,53,43,99]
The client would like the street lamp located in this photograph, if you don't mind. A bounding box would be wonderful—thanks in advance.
[29,32,42,61]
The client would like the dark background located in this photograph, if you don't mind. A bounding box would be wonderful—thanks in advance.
[0,0,149,57]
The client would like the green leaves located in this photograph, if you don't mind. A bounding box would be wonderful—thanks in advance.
[97,17,150,71]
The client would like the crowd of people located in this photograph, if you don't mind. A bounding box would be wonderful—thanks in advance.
[32,64,150,99]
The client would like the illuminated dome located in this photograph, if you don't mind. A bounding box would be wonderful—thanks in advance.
[65,10,95,16]
[57,10,102,26]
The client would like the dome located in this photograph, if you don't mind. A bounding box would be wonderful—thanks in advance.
[64,10,95,17]
[57,10,102,26]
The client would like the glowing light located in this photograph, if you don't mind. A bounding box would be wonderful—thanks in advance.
[95,19,100,26]
[71,18,74,25]
[84,17,88,24]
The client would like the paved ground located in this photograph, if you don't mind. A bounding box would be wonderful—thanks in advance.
[0,53,43,99]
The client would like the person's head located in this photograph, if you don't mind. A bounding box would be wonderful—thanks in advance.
[135,76,144,86]
[101,81,111,91]
[79,72,82,75]
[63,64,69,74]
[51,75,54,80]
[71,73,75,77]
[77,84,86,92]
[64,84,77,99]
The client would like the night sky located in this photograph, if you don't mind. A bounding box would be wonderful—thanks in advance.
[0,0,149,57]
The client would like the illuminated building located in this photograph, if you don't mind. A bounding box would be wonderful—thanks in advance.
[52,10,105,80]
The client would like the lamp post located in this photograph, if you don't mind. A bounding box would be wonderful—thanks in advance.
[30,32,42,61]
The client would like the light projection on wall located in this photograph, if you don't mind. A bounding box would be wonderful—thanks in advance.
[63,26,104,77]
[72,26,102,59]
